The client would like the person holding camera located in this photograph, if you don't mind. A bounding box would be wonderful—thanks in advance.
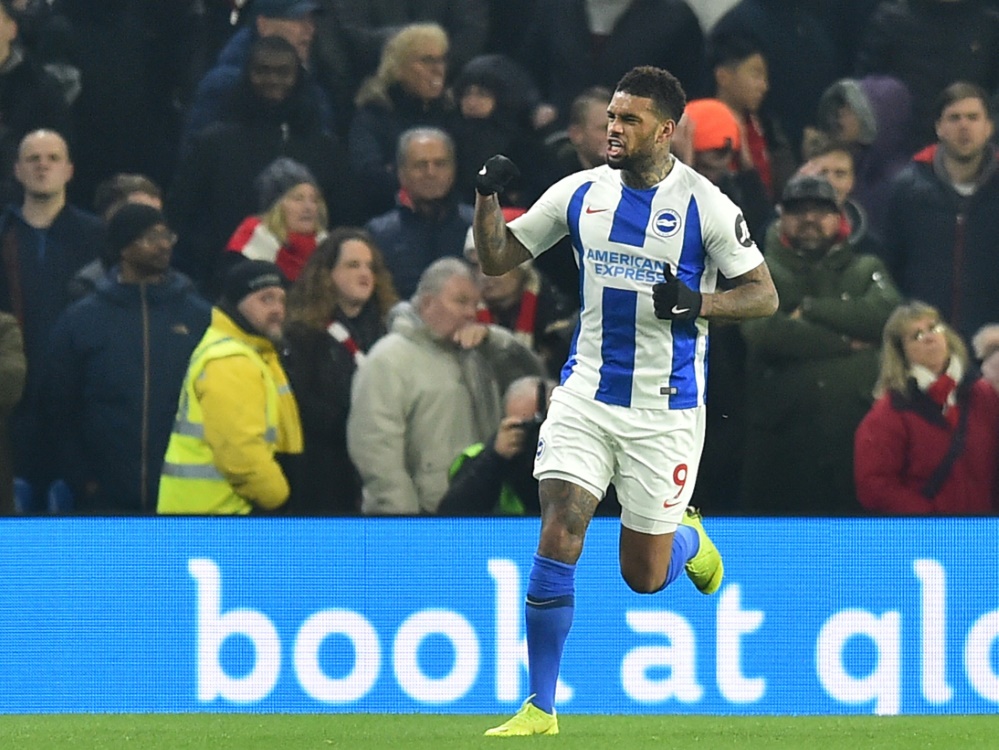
[438,376,624,519]
[437,376,553,516]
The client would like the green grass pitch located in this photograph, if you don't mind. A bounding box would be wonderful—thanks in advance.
[0,714,996,749]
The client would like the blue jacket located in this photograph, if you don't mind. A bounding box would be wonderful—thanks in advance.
[0,203,103,490]
[365,199,473,299]
[181,27,335,154]
[44,270,211,513]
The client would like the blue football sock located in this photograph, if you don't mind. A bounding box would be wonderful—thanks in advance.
[525,553,575,714]
[658,524,700,591]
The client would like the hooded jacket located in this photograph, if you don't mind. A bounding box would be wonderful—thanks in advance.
[181,26,335,153]
[817,75,914,235]
[169,47,356,295]
[347,302,543,514]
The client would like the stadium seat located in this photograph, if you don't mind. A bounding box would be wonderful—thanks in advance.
[13,477,32,514]
[47,480,75,514]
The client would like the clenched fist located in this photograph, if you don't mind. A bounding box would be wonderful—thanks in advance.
[476,155,520,196]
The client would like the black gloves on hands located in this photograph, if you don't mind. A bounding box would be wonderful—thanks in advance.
[653,265,702,321]
[476,155,520,196]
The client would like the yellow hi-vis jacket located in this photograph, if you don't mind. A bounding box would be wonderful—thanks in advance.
[157,309,302,514]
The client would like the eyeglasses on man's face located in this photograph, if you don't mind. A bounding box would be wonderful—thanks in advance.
[138,229,177,247]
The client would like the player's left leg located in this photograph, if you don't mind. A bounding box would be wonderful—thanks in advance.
[619,524,694,593]
[614,404,720,593]
[618,509,722,594]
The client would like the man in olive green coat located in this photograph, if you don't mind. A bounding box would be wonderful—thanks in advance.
[0,312,26,513]
[740,175,902,515]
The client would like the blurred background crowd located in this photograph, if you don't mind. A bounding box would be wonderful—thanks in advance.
[0,0,997,518]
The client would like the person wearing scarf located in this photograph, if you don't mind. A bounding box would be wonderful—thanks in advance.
[855,301,999,515]
[225,157,329,282]
[282,228,398,515]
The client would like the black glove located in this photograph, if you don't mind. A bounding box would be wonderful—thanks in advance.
[653,265,702,321]
[476,155,520,196]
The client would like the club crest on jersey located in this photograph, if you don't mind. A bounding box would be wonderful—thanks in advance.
[651,208,682,238]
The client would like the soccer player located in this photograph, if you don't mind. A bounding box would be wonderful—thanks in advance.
[473,65,778,737]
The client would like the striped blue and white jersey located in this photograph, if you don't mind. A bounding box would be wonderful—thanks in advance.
[508,160,763,410]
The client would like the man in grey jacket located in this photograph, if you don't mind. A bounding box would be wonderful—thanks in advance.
[347,256,543,514]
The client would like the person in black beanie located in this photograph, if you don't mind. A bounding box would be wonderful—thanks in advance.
[216,258,289,341]
[44,201,211,514]
[104,203,171,278]
[158,259,304,514]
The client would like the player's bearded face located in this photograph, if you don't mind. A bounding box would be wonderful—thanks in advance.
[606,92,661,171]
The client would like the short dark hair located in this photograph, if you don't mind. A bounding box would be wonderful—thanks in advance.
[707,31,764,72]
[93,173,162,219]
[615,66,686,122]
[568,86,612,127]
[935,81,991,120]
[800,132,855,164]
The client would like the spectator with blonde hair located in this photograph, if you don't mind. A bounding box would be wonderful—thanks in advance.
[347,22,458,217]
[224,157,328,283]
[282,227,398,515]
[855,301,999,515]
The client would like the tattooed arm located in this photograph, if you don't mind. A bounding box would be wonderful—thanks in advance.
[472,193,533,276]
[701,261,779,322]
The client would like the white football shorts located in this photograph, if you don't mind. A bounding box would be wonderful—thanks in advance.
[533,386,706,534]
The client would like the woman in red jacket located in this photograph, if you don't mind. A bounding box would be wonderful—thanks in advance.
[855,301,999,515]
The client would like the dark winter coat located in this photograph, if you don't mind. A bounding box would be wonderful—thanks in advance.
[169,70,357,295]
[281,302,387,515]
[740,231,903,515]
[365,197,473,299]
[44,270,211,513]
[181,26,335,153]
[347,83,460,217]
[881,145,999,343]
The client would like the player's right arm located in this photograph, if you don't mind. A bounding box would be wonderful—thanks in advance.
[473,192,533,276]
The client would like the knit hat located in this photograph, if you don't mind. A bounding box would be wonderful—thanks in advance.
[780,174,839,211]
[220,260,288,308]
[254,157,319,212]
[105,203,167,260]
[684,99,741,152]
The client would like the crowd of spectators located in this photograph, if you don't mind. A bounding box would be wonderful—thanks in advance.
[0,0,998,517]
